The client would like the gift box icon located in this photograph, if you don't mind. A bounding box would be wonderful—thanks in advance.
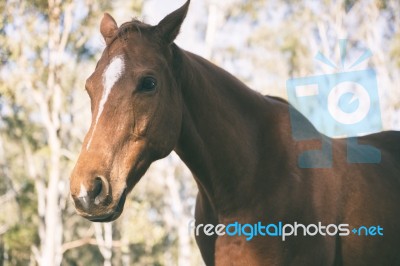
[286,40,382,168]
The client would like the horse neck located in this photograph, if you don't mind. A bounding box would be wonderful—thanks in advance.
[173,46,298,217]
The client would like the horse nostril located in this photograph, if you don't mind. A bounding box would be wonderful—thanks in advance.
[92,178,103,198]
[93,176,110,205]
[74,176,110,210]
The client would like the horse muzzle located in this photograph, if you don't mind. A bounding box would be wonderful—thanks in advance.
[70,175,128,222]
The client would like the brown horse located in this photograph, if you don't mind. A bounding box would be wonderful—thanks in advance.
[70,1,400,265]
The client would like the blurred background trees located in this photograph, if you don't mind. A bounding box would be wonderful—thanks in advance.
[0,0,399,265]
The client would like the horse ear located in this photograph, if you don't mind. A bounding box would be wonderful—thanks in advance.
[100,13,118,45]
[155,0,190,44]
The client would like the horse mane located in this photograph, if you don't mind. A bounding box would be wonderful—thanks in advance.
[107,19,153,47]
[120,19,150,31]
[265,95,289,105]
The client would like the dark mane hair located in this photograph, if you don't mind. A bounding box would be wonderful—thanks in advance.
[107,19,153,47]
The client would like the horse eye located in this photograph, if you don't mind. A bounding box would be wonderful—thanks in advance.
[138,77,157,92]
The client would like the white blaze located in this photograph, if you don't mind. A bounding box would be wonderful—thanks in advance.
[78,184,89,209]
[86,55,125,150]
[78,183,88,198]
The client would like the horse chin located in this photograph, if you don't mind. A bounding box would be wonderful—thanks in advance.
[84,189,127,223]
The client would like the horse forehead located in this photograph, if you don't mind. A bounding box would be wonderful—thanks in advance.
[103,55,125,86]
[85,54,126,151]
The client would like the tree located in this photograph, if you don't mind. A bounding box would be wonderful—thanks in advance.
[1,0,398,265]
[0,0,112,264]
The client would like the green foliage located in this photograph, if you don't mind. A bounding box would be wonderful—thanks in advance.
[26,0,49,13]
[4,224,36,264]
[62,245,103,266]
[390,32,400,68]
[2,182,38,265]
[0,0,398,265]
[280,29,311,76]
[130,0,144,14]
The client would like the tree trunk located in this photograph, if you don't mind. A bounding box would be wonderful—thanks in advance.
[33,1,73,264]
[163,156,191,266]
[94,223,113,266]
